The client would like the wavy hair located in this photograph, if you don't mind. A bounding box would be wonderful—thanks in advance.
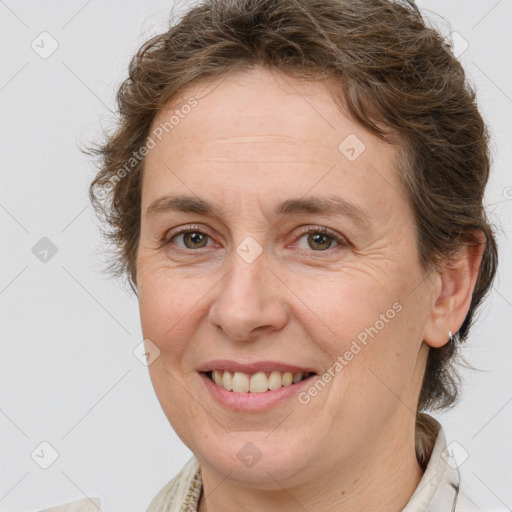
[87,0,498,440]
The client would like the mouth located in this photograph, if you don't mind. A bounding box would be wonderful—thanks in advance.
[203,369,316,393]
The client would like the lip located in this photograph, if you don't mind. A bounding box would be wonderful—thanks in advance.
[198,371,317,412]
[196,359,317,374]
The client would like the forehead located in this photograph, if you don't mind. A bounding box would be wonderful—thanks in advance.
[158,69,337,143]
[149,67,395,158]
[143,67,405,218]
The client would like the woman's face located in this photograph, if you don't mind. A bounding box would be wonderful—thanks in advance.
[137,67,434,486]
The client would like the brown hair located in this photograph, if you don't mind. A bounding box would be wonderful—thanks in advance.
[87,0,498,420]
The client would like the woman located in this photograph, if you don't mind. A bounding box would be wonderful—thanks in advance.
[50,0,499,510]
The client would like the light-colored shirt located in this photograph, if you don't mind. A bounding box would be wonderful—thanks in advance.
[36,414,488,512]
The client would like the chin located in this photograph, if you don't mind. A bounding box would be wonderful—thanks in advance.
[192,432,318,488]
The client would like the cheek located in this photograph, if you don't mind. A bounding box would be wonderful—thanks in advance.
[138,271,196,350]
[290,268,404,353]
[138,272,205,425]
[291,267,420,401]
[137,263,222,372]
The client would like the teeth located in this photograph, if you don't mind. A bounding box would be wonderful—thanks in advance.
[209,370,310,393]
[282,372,293,386]
[232,371,249,392]
[249,372,268,393]
[222,369,233,391]
[268,371,283,390]
[212,370,223,386]
[292,372,304,383]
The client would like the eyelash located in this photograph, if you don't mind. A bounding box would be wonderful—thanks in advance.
[164,224,348,252]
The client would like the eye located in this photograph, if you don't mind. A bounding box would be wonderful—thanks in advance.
[163,224,348,253]
[165,225,216,250]
[293,226,346,252]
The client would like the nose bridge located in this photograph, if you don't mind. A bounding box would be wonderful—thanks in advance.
[227,249,264,303]
[208,243,288,340]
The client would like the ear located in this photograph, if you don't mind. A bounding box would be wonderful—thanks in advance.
[423,230,486,348]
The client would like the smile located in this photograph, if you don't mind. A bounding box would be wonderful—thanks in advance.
[206,370,315,393]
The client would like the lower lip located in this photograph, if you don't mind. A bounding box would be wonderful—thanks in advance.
[199,372,316,412]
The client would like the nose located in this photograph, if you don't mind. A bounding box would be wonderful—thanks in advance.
[208,251,289,342]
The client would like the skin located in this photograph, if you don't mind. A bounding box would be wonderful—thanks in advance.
[136,66,484,512]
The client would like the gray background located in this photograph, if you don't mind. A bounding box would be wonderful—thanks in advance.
[1,0,511,510]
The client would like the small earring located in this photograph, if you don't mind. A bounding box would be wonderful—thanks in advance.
[448,331,453,342]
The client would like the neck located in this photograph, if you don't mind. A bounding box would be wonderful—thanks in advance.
[197,416,426,512]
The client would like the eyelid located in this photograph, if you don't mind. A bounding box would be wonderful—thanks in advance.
[165,224,211,242]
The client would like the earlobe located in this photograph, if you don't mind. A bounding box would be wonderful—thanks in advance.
[422,231,486,348]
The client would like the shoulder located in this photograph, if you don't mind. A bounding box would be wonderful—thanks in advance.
[32,457,201,512]
[145,456,202,512]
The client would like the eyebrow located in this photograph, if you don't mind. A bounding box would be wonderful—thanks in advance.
[145,194,370,227]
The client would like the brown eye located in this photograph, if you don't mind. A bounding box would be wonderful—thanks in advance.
[166,226,215,250]
[294,226,346,252]
[180,231,209,249]
[306,232,335,251]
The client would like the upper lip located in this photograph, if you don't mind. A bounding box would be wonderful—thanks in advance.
[197,359,317,374]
